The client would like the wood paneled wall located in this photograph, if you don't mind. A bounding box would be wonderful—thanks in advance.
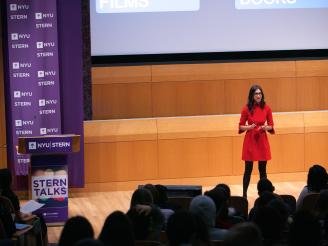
[0,19,7,169]
[83,111,328,191]
[92,60,328,119]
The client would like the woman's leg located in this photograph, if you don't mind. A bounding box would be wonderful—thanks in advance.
[258,160,267,180]
[243,161,253,198]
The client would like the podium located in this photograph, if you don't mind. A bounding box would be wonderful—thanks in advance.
[18,135,80,225]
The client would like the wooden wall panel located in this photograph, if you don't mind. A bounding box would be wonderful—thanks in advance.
[272,134,305,173]
[208,137,233,176]
[83,111,328,188]
[304,133,328,171]
[0,148,7,169]
[296,77,323,111]
[84,119,157,143]
[224,79,251,114]
[91,60,328,119]
[92,66,151,84]
[232,136,244,175]
[92,83,152,119]
[296,60,328,77]
[260,78,297,113]
[158,138,210,179]
[152,80,225,117]
[85,141,158,183]
[152,61,295,82]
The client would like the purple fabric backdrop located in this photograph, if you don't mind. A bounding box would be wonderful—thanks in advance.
[5,0,62,176]
[3,0,85,189]
[57,0,84,188]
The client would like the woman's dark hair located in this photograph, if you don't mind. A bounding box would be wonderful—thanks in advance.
[58,216,94,246]
[307,164,328,192]
[98,211,134,246]
[0,169,12,190]
[144,184,160,205]
[215,183,231,199]
[257,178,275,196]
[130,188,153,208]
[247,84,266,113]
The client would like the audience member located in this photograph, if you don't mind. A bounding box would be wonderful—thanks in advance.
[58,216,94,246]
[0,169,20,217]
[166,210,210,246]
[189,195,228,240]
[296,164,328,210]
[130,188,153,208]
[144,184,174,226]
[257,178,275,196]
[98,211,134,246]
[126,205,163,242]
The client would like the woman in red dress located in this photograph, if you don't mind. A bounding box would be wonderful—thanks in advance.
[239,85,274,198]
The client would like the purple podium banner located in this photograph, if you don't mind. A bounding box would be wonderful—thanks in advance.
[31,165,68,224]
[5,0,61,175]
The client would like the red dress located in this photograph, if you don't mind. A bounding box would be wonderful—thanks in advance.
[239,104,274,161]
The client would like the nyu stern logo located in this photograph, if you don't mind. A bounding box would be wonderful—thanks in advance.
[28,142,37,150]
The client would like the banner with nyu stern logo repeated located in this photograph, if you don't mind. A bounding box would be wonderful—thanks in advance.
[6,0,61,175]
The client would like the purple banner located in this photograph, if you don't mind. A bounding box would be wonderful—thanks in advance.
[6,0,61,175]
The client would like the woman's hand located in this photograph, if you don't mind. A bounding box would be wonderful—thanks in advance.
[249,123,256,130]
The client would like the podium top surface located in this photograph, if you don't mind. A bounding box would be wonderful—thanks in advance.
[18,135,80,155]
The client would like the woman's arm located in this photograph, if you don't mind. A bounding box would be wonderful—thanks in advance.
[260,125,273,131]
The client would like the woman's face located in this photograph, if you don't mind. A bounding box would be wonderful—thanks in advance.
[253,88,262,104]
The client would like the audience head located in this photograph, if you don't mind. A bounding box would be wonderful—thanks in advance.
[255,191,277,208]
[0,169,12,191]
[167,210,210,246]
[257,178,274,196]
[189,195,216,228]
[204,188,227,217]
[130,188,153,208]
[215,183,231,199]
[307,164,328,192]
[98,211,134,246]
[58,216,94,246]
[143,184,160,205]
[223,222,263,246]
[289,210,321,246]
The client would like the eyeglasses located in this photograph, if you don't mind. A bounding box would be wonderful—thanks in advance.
[254,92,262,95]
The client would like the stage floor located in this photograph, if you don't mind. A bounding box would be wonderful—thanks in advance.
[45,181,305,244]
